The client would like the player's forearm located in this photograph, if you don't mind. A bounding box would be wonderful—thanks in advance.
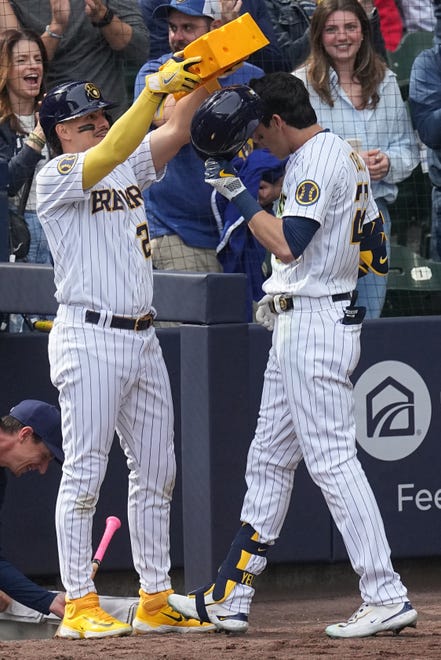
[233,193,317,263]
[150,86,209,172]
[168,86,209,143]
[205,157,295,262]
[222,183,294,262]
[83,89,161,190]
[249,214,294,263]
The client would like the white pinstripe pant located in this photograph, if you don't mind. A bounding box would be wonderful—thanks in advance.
[49,306,175,599]
[241,297,408,605]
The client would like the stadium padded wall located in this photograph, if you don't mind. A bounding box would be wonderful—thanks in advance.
[0,271,440,592]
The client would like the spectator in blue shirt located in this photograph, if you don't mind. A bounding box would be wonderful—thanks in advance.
[134,0,264,274]
[138,0,286,71]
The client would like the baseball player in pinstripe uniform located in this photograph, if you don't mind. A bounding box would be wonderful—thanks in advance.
[169,73,418,638]
[36,57,215,639]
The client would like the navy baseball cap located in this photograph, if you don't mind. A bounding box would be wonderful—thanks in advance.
[9,400,64,464]
[153,0,221,20]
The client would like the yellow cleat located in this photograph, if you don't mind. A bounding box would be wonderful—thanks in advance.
[55,592,132,639]
[132,588,216,634]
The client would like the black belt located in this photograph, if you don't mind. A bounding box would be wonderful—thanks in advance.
[269,292,352,314]
[85,310,153,331]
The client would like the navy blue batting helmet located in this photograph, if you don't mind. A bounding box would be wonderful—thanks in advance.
[190,85,263,161]
[39,81,115,147]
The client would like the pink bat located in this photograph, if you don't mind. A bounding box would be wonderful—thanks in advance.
[91,516,121,579]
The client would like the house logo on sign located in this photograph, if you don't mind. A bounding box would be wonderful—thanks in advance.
[354,361,431,461]
[366,377,415,438]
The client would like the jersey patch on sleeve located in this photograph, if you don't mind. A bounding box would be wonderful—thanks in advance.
[57,154,79,175]
[295,180,320,205]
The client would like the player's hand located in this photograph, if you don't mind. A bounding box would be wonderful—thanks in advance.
[49,592,66,618]
[205,158,247,201]
[255,294,276,332]
[0,590,12,612]
[146,54,202,95]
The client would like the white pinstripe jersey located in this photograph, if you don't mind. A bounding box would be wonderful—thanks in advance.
[36,133,162,316]
[263,130,380,297]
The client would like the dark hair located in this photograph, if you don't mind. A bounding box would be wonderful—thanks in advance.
[249,73,317,129]
[307,0,386,109]
[0,28,48,133]
[0,414,43,445]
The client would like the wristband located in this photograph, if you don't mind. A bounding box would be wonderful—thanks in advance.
[92,7,115,28]
[233,189,263,223]
[45,25,63,39]
[27,131,46,149]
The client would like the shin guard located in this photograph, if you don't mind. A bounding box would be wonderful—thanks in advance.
[190,524,269,624]
[212,523,268,602]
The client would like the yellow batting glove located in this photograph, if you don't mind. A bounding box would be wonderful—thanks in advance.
[145,54,202,95]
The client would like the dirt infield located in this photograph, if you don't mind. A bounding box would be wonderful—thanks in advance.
[1,561,440,659]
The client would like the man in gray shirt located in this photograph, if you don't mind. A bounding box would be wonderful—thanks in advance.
[0,0,149,118]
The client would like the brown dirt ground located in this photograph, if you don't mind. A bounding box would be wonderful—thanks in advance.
[0,561,440,659]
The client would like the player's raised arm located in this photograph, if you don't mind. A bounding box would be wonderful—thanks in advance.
[149,85,210,174]
[81,54,203,189]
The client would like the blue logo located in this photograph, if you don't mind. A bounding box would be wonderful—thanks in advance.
[295,180,320,205]
[57,153,78,175]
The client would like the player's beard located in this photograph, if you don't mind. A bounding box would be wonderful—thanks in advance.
[171,40,189,53]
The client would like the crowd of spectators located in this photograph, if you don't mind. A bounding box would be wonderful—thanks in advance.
[0,0,439,322]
